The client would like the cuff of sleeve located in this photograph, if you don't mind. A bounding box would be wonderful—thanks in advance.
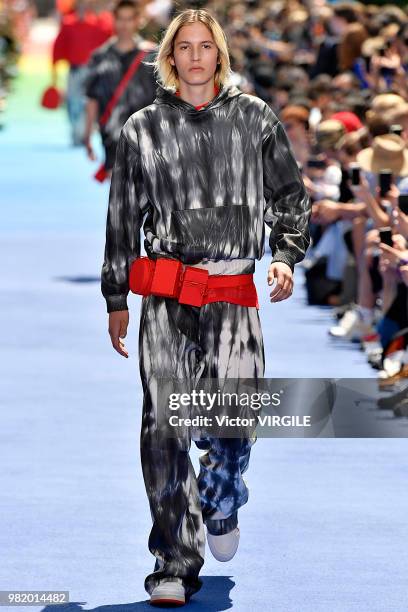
[271,253,295,273]
[105,295,129,313]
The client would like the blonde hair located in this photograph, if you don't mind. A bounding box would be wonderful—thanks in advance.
[144,8,232,90]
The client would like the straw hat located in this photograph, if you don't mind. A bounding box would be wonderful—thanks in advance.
[366,94,406,127]
[370,93,405,114]
[361,36,385,57]
[383,103,408,126]
[315,119,346,149]
[356,133,408,176]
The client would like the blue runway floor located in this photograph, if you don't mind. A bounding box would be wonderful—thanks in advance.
[1,64,408,612]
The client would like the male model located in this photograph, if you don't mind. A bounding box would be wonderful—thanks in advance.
[51,0,113,145]
[83,0,157,180]
[101,8,311,607]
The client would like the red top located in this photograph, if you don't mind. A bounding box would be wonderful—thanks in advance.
[52,11,114,66]
[175,84,220,110]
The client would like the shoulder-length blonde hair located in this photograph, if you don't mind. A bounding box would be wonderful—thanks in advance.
[145,8,232,90]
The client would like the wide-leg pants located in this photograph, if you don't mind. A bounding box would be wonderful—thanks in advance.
[138,290,265,601]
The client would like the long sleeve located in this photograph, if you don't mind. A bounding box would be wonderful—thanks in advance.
[52,26,68,65]
[101,121,145,313]
[262,107,312,272]
[83,51,100,101]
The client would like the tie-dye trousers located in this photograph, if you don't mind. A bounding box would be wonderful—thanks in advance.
[138,259,265,601]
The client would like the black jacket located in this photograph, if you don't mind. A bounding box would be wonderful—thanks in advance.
[101,80,312,313]
[84,36,157,155]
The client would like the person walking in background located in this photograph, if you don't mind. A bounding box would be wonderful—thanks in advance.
[83,0,157,182]
[51,0,114,145]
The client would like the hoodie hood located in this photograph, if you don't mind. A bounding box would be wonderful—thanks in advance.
[153,80,243,114]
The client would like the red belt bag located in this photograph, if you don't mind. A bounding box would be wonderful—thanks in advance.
[129,256,259,309]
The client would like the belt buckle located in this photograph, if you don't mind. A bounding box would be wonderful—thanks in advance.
[178,266,209,307]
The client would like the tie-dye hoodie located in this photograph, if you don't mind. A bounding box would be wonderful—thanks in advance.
[101,80,312,313]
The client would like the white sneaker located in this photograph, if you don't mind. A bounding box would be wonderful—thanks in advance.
[329,308,374,341]
[206,510,240,562]
[150,580,186,606]
[379,350,407,379]
[207,526,240,562]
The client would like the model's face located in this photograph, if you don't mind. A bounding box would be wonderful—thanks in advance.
[115,7,138,39]
[169,22,219,87]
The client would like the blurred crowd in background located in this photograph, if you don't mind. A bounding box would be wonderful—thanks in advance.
[4,0,408,405]
[0,0,32,125]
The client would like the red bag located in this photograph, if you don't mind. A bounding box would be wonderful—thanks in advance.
[94,164,109,183]
[150,258,183,296]
[178,267,209,307]
[41,86,63,109]
[129,257,156,295]
[130,257,184,297]
[129,256,259,308]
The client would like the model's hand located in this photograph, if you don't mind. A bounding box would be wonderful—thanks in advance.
[85,138,96,161]
[267,262,293,302]
[108,310,129,358]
